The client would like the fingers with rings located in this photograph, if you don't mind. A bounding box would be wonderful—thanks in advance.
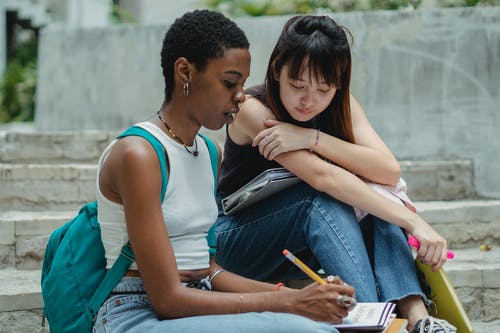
[336,295,357,309]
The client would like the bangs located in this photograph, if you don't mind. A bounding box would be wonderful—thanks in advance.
[286,31,349,89]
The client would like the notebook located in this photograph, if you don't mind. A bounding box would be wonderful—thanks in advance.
[221,168,300,215]
[333,302,396,331]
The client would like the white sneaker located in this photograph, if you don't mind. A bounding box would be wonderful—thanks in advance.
[411,316,457,333]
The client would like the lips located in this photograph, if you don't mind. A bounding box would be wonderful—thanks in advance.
[224,108,239,124]
[296,108,313,115]
[224,112,234,123]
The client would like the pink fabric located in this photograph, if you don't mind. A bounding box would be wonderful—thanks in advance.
[354,177,416,222]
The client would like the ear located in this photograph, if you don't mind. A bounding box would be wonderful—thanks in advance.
[174,57,193,83]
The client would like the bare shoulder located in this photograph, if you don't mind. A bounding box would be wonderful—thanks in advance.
[99,135,162,204]
[114,136,159,166]
[239,96,275,120]
[109,136,161,185]
[349,94,366,116]
[349,93,371,127]
[230,96,276,143]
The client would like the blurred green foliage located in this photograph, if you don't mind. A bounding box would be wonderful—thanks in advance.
[110,3,137,24]
[437,0,500,6]
[0,37,38,123]
[205,0,498,16]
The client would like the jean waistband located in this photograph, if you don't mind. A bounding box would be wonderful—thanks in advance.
[111,276,212,294]
[112,277,147,293]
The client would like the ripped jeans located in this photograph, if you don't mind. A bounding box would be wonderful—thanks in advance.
[215,182,427,303]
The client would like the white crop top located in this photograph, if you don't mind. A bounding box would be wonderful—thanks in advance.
[97,121,218,270]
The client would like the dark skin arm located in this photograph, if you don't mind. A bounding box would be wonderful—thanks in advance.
[100,136,355,321]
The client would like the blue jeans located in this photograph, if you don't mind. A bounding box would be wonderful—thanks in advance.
[93,277,338,333]
[215,182,426,303]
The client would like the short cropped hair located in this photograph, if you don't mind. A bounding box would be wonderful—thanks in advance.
[161,9,249,103]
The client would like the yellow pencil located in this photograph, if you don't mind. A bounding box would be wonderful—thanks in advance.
[283,249,357,309]
[282,249,326,285]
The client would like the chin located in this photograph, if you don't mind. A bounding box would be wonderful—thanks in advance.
[291,113,314,123]
[203,122,225,131]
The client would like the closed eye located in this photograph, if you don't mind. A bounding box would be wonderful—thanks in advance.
[289,82,304,90]
[224,80,237,89]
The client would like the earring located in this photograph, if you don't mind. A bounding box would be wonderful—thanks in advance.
[183,82,189,97]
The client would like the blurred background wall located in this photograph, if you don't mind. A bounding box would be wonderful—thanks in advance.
[1,1,499,197]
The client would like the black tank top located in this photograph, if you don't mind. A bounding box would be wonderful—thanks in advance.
[218,85,319,196]
[217,86,280,195]
[217,125,280,196]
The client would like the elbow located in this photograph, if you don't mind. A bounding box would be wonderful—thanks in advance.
[152,298,179,319]
[391,161,401,186]
[150,288,186,319]
[377,159,402,186]
[387,161,401,186]
[306,168,336,193]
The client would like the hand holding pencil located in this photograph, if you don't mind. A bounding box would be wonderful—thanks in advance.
[283,249,357,309]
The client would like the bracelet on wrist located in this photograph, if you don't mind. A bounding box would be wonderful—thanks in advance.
[310,129,320,152]
[209,269,226,283]
[237,294,244,313]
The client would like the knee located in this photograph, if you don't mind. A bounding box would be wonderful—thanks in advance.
[370,216,406,237]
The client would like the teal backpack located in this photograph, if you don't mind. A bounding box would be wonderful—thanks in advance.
[41,126,219,332]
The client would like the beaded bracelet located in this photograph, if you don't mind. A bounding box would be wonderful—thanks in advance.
[275,282,284,291]
[310,129,320,152]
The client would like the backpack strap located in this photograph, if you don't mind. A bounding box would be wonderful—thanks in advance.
[87,243,135,319]
[116,126,169,202]
[198,133,219,256]
[198,133,218,191]
[88,126,169,319]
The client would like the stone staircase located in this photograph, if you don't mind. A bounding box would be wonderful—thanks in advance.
[1,129,499,332]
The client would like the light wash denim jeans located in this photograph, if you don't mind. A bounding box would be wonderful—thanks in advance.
[93,276,339,333]
[215,182,427,303]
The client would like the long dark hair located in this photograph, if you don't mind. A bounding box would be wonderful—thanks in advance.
[264,15,354,143]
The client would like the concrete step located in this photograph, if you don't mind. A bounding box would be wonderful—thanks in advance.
[0,159,476,210]
[0,210,74,270]
[0,247,498,331]
[0,130,474,198]
[445,246,500,322]
[0,163,96,210]
[0,130,116,164]
[401,159,475,200]
[416,199,500,249]
[2,197,499,269]
[0,269,44,333]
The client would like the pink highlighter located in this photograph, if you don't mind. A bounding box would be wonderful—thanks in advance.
[407,236,455,259]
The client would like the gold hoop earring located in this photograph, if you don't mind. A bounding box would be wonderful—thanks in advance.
[183,82,189,97]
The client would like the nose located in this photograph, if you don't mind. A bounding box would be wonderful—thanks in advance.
[234,90,246,104]
[300,92,314,110]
